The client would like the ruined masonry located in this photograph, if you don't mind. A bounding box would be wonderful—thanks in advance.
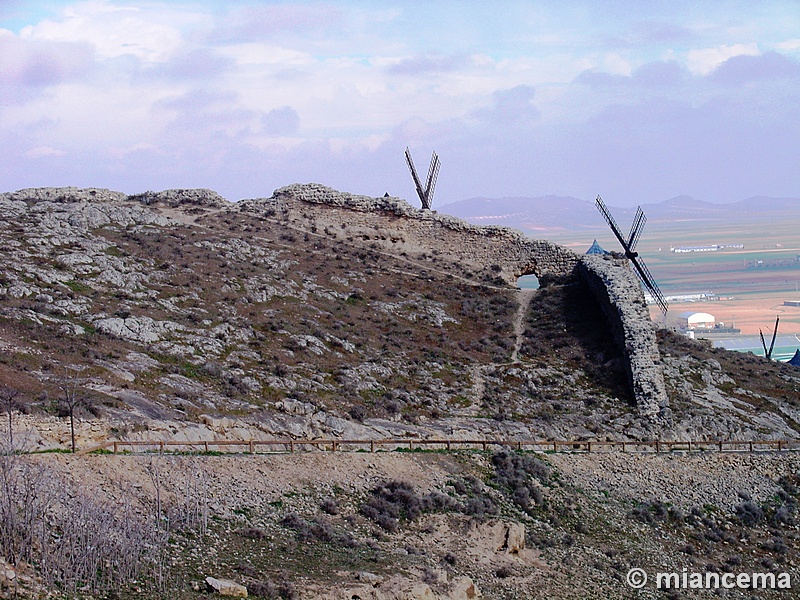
[251,184,670,419]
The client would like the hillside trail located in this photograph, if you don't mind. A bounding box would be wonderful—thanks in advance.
[510,289,536,362]
[468,289,536,415]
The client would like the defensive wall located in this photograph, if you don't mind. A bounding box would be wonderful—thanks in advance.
[251,184,670,419]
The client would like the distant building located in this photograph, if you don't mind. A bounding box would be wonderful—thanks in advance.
[678,311,716,330]
[586,239,607,255]
[784,300,800,307]
[645,291,716,305]
[671,244,744,253]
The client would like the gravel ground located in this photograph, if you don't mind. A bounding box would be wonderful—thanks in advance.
[548,450,800,511]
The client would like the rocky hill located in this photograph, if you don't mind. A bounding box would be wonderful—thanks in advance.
[0,184,798,447]
[1,184,800,599]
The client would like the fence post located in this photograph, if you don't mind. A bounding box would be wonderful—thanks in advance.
[587,442,592,453]
[553,441,558,452]
[778,440,783,451]
[290,439,295,453]
[249,440,254,454]
[655,441,660,453]
[113,441,118,455]
[370,440,375,453]
[749,441,753,452]
[718,441,723,452]
[621,442,626,453]
[447,440,451,451]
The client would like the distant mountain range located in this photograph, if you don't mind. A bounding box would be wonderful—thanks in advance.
[439,195,800,232]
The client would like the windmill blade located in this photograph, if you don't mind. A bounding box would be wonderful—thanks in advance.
[404,148,426,205]
[760,329,769,357]
[768,316,780,358]
[595,196,628,250]
[630,256,669,314]
[596,196,667,313]
[627,207,647,252]
[423,152,440,210]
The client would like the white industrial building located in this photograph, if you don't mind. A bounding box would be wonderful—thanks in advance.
[678,311,716,330]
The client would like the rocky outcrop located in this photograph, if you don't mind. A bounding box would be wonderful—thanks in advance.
[0,187,127,204]
[578,254,670,420]
[0,187,228,208]
[128,188,228,208]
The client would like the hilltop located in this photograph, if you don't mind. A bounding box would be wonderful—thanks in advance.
[0,184,798,446]
[1,185,800,599]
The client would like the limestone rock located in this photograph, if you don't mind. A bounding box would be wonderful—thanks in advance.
[205,576,248,597]
[94,315,184,343]
[130,188,228,208]
[447,577,481,599]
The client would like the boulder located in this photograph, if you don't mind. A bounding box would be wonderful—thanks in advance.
[205,576,248,597]
[447,577,481,599]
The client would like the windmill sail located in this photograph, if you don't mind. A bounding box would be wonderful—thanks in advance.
[405,147,440,210]
[595,195,668,314]
[595,197,626,249]
[760,316,780,359]
[627,207,646,252]
[423,152,440,210]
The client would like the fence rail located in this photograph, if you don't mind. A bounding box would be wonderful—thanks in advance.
[75,437,800,456]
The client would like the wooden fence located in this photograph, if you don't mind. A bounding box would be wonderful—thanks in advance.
[76,437,800,456]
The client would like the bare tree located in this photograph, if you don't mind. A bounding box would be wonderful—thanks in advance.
[0,386,27,451]
[59,368,86,453]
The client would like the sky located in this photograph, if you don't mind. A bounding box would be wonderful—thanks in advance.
[1,1,800,206]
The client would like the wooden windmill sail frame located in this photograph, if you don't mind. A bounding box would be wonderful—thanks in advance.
[405,147,440,210]
[760,316,780,359]
[595,196,669,314]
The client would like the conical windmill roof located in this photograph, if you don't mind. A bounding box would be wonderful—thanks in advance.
[586,239,608,255]
[789,349,800,367]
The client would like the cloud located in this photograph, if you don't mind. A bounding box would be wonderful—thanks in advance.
[24,145,66,159]
[576,60,690,89]
[686,43,760,76]
[151,48,234,81]
[387,54,469,76]
[0,32,93,88]
[209,4,343,43]
[261,106,300,136]
[16,0,215,65]
[2,0,800,206]
[710,51,800,83]
[471,85,540,127]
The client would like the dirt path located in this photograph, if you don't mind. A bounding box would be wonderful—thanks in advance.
[511,289,536,362]
[468,289,537,414]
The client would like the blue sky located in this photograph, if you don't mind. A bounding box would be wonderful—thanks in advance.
[2,1,799,205]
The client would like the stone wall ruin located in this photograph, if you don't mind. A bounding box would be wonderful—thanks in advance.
[250,184,670,419]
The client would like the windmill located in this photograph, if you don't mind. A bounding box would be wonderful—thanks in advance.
[405,147,440,210]
[595,196,668,314]
[759,316,780,359]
